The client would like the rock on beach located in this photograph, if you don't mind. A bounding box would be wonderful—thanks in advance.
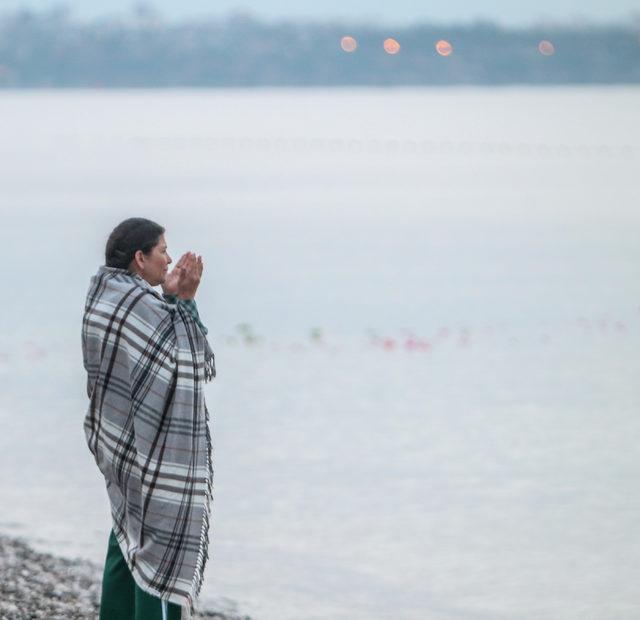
[0,534,250,620]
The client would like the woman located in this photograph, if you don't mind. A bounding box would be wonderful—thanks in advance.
[82,218,215,620]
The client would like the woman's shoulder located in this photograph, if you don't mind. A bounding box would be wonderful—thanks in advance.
[88,266,174,324]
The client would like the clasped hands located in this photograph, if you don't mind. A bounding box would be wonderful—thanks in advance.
[161,252,203,300]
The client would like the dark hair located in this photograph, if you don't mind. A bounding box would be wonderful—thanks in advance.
[105,217,165,269]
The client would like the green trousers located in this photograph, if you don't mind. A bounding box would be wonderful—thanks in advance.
[99,530,183,620]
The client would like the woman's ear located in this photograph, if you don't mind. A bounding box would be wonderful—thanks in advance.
[132,249,146,272]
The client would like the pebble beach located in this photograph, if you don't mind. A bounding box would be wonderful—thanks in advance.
[0,534,250,620]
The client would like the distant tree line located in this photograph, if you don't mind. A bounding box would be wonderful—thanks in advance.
[0,7,639,87]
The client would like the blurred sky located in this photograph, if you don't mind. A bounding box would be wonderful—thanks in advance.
[3,0,639,25]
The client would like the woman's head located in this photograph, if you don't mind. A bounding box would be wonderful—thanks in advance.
[105,217,172,286]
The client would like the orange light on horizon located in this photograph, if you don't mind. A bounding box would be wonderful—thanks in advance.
[383,38,401,55]
[340,36,358,53]
[435,40,453,56]
[538,40,555,55]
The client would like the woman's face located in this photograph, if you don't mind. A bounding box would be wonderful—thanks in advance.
[134,234,172,286]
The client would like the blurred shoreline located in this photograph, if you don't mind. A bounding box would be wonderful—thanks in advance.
[0,9,638,87]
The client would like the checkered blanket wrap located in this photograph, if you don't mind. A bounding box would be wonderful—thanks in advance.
[82,266,215,616]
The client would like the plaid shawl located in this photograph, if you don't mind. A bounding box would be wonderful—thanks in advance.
[82,266,215,616]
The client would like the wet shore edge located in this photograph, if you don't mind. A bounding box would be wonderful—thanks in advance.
[0,533,251,620]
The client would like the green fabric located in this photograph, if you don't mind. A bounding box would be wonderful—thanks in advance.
[163,294,209,335]
[99,530,183,620]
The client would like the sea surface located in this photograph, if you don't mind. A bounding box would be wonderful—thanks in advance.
[0,87,639,619]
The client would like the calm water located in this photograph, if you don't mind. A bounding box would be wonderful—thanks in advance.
[0,88,639,619]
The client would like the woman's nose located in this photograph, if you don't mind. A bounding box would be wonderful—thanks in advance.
[167,254,173,265]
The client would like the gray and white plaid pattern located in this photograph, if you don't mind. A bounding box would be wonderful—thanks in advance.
[82,266,215,616]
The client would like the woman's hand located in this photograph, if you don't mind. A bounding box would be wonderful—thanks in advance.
[161,253,189,296]
[177,253,203,300]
